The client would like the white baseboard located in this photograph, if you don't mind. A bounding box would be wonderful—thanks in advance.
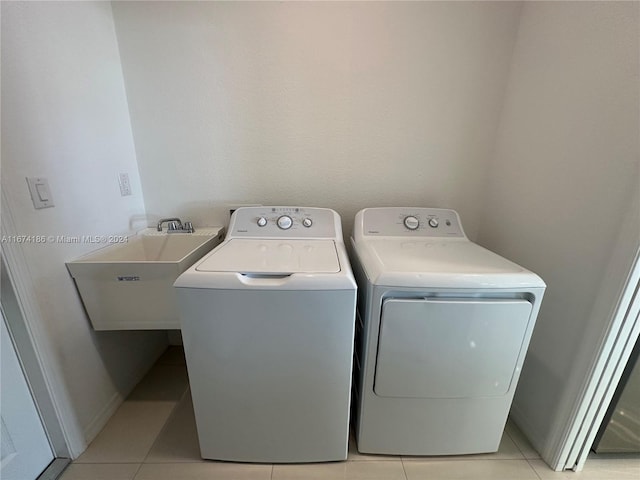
[82,391,124,452]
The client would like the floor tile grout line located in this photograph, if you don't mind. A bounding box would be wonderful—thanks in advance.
[400,456,410,480]
[131,462,144,480]
[401,457,549,480]
[140,387,190,465]
[402,457,545,464]
[504,423,525,457]
[505,421,540,461]
[525,457,544,480]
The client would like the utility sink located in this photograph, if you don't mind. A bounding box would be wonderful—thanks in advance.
[67,227,224,330]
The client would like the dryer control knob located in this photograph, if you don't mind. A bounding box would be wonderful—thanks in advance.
[428,218,439,228]
[302,218,313,228]
[257,217,267,227]
[277,215,293,230]
[404,216,420,230]
[404,215,420,230]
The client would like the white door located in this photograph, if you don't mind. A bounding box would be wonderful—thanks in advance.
[1,309,53,480]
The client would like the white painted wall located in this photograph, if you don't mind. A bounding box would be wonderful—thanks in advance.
[111,1,523,239]
[476,1,639,464]
[3,0,636,465]
[1,2,168,457]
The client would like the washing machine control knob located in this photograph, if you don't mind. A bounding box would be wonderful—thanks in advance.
[302,218,313,228]
[404,216,420,230]
[277,215,293,230]
[256,216,267,227]
[428,218,439,228]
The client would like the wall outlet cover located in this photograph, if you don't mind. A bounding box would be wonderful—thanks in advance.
[118,173,132,196]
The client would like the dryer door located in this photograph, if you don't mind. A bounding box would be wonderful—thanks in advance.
[374,297,532,399]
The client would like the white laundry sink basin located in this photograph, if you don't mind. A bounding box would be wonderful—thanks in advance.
[67,227,224,330]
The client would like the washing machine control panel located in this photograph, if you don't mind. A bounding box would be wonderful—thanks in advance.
[229,207,339,238]
[361,208,465,238]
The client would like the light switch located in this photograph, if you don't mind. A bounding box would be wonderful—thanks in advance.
[26,177,54,209]
[36,183,49,202]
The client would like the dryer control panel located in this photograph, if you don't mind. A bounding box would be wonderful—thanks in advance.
[228,206,341,239]
[356,207,466,238]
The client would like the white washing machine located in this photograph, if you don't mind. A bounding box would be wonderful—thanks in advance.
[350,207,545,455]
[174,206,357,463]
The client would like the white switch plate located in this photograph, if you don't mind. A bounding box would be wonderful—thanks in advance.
[26,177,54,209]
[118,173,132,196]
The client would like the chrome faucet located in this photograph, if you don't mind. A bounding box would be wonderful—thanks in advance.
[157,218,195,233]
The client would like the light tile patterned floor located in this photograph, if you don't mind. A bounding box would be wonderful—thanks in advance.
[61,347,640,479]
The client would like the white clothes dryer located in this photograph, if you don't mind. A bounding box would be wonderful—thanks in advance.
[174,207,356,463]
[350,207,545,455]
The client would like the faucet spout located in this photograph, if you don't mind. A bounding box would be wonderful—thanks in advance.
[157,218,182,232]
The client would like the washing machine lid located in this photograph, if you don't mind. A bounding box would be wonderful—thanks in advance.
[196,239,341,274]
[355,239,545,289]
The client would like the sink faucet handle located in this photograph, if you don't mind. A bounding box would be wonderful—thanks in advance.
[184,221,194,233]
[168,221,181,231]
